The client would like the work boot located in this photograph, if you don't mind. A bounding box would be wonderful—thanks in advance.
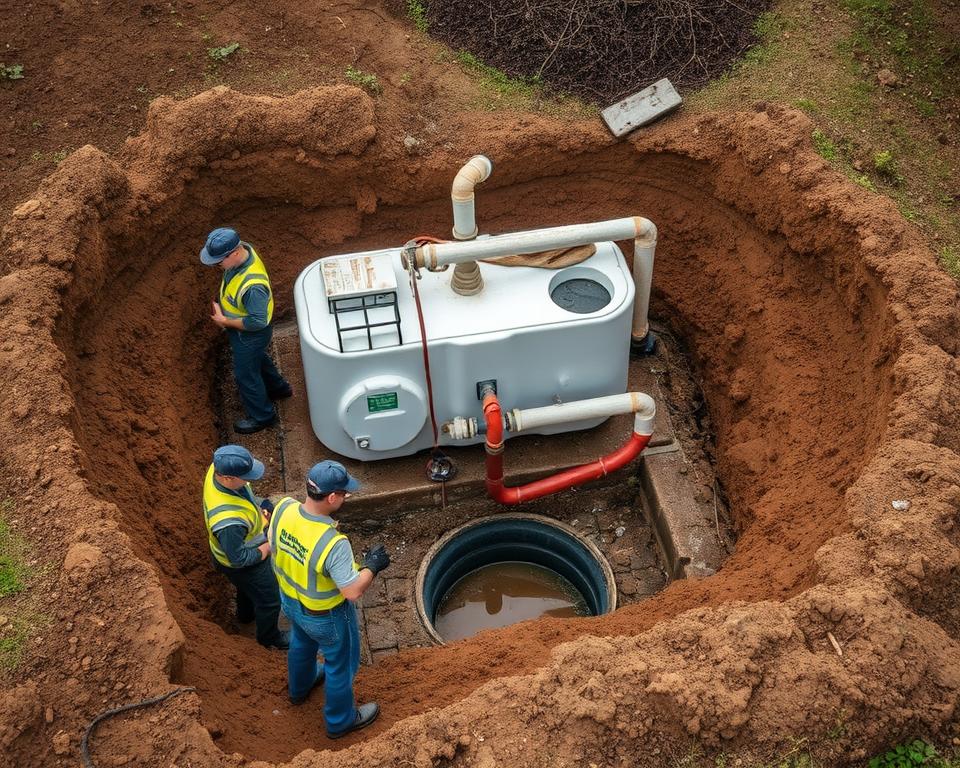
[263,630,290,651]
[326,702,380,739]
[268,384,293,401]
[234,413,278,434]
[290,667,325,705]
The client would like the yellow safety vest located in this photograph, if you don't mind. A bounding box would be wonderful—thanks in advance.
[218,246,275,324]
[268,497,350,611]
[202,464,265,568]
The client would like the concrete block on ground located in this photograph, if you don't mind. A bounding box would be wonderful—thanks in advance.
[639,449,724,580]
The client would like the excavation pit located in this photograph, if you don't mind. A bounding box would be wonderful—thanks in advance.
[4,85,959,767]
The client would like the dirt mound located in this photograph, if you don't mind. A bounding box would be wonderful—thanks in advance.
[1,86,959,767]
[423,0,769,100]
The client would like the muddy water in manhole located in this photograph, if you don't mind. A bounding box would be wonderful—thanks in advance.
[434,561,592,642]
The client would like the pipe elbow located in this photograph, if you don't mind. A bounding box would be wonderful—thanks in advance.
[633,216,658,247]
[451,155,493,201]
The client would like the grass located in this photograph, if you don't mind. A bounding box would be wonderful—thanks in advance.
[868,740,960,768]
[345,65,382,95]
[0,501,45,675]
[0,63,24,80]
[407,0,428,33]
[689,0,959,276]
[208,42,240,62]
[454,50,541,100]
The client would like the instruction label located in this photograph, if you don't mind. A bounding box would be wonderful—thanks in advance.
[367,392,399,413]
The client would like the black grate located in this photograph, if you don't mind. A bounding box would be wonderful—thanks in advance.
[329,291,402,353]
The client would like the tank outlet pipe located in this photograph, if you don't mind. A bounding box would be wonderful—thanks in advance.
[413,216,653,270]
[451,155,493,241]
[480,391,655,505]
[632,221,657,347]
[506,392,655,435]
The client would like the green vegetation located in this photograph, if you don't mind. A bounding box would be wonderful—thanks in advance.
[0,517,28,599]
[938,246,960,280]
[455,50,540,99]
[812,129,839,161]
[868,740,948,768]
[207,42,240,62]
[0,63,24,80]
[873,150,902,184]
[345,65,382,95]
[52,149,68,166]
[742,12,786,66]
[407,0,428,33]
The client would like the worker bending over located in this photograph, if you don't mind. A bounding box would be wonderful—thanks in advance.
[268,460,390,738]
[201,227,291,434]
[203,444,289,649]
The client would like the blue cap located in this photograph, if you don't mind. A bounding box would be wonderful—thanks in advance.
[213,444,265,481]
[307,460,360,495]
[200,227,241,265]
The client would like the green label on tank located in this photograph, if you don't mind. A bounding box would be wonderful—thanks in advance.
[367,392,399,412]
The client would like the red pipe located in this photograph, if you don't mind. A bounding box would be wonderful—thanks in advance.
[482,392,652,505]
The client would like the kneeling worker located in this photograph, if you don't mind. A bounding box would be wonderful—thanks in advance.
[203,444,289,650]
[268,460,391,738]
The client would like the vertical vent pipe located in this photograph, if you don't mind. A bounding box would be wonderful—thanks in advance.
[450,155,493,296]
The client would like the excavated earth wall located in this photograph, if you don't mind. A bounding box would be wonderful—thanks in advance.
[0,86,958,767]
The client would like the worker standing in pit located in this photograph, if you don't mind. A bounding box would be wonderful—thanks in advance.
[203,444,289,650]
[200,227,292,435]
[268,460,390,738]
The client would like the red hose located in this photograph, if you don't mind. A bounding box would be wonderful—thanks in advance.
[482,392,652,505]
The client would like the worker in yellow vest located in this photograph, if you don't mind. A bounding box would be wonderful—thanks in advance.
[268,460,390,738]
[203,444,289,649]
[201,227,292,434]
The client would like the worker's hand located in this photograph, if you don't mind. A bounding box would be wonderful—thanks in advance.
[362,544,390,575]
[260,498,275,522]
[257,541,271,560]
[210,300,228,328]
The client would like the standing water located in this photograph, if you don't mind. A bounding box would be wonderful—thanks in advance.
[434,561,591,642]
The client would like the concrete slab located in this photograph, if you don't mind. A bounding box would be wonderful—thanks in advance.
[271,320,678,514]
[601,78,682,138]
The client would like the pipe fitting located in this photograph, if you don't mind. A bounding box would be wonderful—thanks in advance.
[451,155,493,241]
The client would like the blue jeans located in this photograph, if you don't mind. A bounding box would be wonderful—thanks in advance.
[227,325,287,423]
[281,595,361,733]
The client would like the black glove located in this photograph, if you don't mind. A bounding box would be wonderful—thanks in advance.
[362,544,391,575]
[259,498,275,520]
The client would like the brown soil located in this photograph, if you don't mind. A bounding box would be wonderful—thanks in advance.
[1,3,960,768]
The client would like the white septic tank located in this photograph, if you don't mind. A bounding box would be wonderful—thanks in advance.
[294,241,636,461]
[294,155,657,462]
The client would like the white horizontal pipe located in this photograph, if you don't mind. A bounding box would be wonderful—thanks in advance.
[451,155,493,241]
[414,217,655,270]
[509,392,655,435]
[632,223,657,341]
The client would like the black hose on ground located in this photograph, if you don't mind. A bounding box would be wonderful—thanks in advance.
[80,686,196,768]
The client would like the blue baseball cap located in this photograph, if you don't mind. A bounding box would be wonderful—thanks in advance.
[200,227,241,265]
[213,444,264,481]
[307,460,360,495]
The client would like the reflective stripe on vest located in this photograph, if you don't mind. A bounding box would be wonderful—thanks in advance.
[203,464,265,568]
[268,497,347,611]
[218,247,275,323]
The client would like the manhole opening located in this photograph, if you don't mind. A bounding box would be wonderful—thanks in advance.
[416,514,617,644]
[550,277,612,314]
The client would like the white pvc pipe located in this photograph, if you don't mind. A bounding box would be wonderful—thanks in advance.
[508,392,656,436]
[632,222,657,342]
[451,155,493,241]
[415,216,655,270]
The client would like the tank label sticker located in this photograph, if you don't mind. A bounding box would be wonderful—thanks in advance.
[367,392,399,412]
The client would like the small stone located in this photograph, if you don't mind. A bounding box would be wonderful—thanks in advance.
[45,707,54,724]
[81,655,92,670]
[52,731,71,755]
[614,526,626,538]
[13,199,41,219]
[877,68,898,87]
[272,709,280,716]
[891,499,911,511]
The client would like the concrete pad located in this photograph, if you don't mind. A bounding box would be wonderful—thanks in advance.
[272,321,678,514]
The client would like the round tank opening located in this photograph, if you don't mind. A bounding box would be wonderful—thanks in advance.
[416,514,617,644]
[548,266,614,314]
